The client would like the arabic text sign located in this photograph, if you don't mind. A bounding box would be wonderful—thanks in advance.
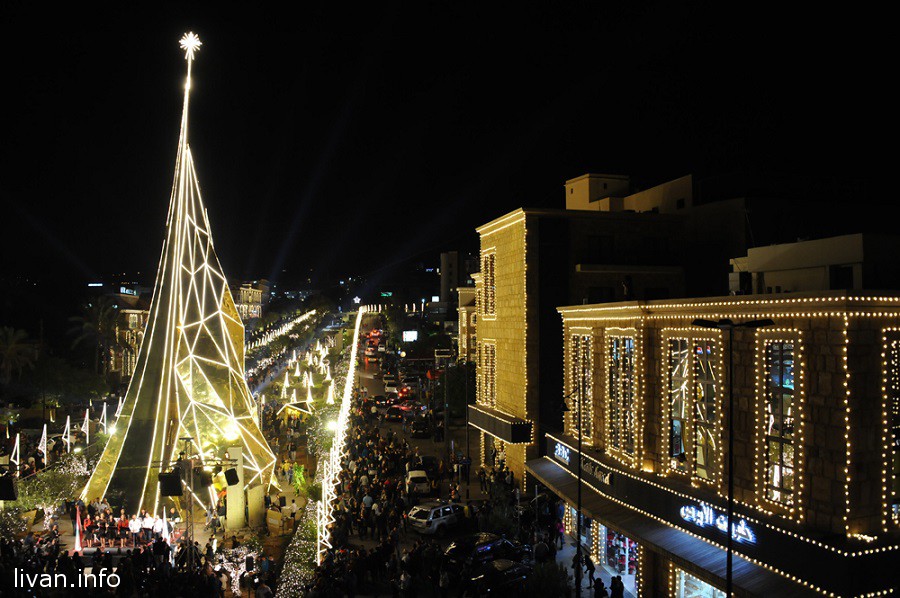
[679,503,757,544]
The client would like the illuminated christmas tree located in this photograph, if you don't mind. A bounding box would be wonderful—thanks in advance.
[82,33,275,513]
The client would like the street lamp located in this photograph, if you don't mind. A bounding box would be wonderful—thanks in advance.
[692,318,773,597]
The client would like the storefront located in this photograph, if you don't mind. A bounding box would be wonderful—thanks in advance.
[564,504,638,596]
[672,566,725,598]
[525,433,900,597]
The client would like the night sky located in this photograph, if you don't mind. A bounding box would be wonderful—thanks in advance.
[0,3,881,289]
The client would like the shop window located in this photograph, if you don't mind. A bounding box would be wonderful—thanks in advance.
[886,337,900,523]
[569,334,593,439]
[602,527,638,595]
[607,335,636,459]
[673,566,725,598]
[763,341,796,505]
[668,339,689,473]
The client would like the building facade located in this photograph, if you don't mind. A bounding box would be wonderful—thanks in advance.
[729,233,900,296]
[525,292,900,596]
[469,204,687,489]
[233,282,263,321]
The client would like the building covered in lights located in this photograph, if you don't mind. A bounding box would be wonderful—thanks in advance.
[523,292,900,596]
[469,175,691,491]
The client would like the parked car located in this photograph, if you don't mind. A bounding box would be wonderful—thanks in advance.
[467,559,531,594]
[407,502,465,536]
[444,533,532,572]
[406,470,431,495]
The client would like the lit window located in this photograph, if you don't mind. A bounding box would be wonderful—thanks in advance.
[674,566,725,598]
[569,335,593,439]
[764,341,796,505]
[666,337,720,481]
[607,336,636,458]
[887,338,900,523]
[481,253,496,316]
[481,343,497,408]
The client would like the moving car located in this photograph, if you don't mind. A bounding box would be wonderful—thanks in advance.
[444,533,532,571]
[407,502,465,536]
[406,470,431,495]
[384,381,399,394]
[372,395,393,408]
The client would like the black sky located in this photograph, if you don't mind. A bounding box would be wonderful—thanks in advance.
[0,3,884,288]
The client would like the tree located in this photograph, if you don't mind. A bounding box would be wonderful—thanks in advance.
[0,327,36,386]
[68,296,120,375]
[26,355,108,409]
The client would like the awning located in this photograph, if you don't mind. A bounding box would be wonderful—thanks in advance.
[468,404,532,444]
[526,457,817,598]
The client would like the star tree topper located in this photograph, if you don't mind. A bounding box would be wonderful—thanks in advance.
[180,32,202,61]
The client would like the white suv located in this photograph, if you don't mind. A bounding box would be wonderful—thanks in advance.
[408,502,465,536]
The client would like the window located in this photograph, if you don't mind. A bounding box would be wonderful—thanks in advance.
[673,566,725,598]
[481,343,497,408]
[607,336,636,459]
[666,336,720,481]
[668,339,689,473]
[569,335,593,439]
[764,341,796,505]
[886,337,900,523]
[481,252,496,316]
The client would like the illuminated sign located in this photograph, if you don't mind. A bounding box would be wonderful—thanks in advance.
[353,296,361,304]
[431,296,440,302]
[553,442,571,465]
[87,283,103,287]
[380,292,393,297]
[679,503,757,544]
[402,330,419,342]
[119,287,137,296]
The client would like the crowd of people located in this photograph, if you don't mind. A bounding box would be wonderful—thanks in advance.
[298,400,446,596]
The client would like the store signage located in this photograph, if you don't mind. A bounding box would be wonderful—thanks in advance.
[581,458,613,486]
[679,502,757,545]
[553,442,571,464]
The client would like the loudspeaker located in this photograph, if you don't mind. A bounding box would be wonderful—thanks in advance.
[245,555,254,571]
[224,468,239,486]
[279,496,286,507]
[0,477,17,501]
[159,472,183,497]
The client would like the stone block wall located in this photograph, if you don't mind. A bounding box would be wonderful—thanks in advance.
[560,299,900,537]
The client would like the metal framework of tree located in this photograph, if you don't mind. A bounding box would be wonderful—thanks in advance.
[82,33,275,514]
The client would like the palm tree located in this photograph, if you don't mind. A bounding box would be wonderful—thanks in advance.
[0,327,36,385]
[69,296,120,375]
